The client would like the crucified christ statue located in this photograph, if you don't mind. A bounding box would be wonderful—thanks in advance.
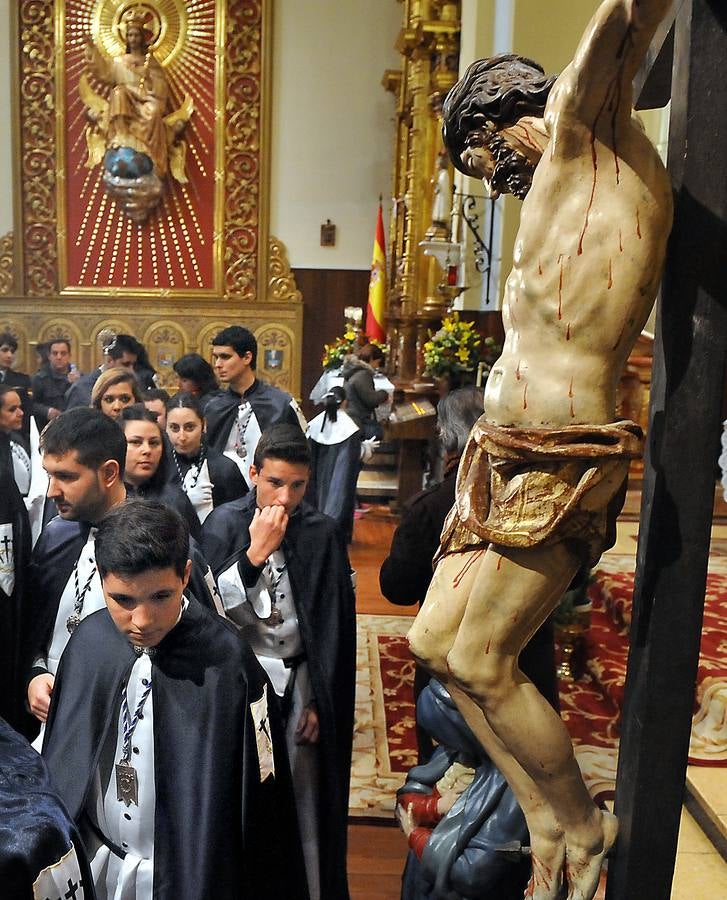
[408,3,673,899]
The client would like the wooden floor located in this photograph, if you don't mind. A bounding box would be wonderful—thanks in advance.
[348,822,409,900]
[348,506,410,899]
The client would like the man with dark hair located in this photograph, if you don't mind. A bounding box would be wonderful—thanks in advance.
[65,332,139,410]
[141,386,170,427]
[31,337,78,430]
[21,408,215,742]
[205,325,305,487]
[0,330,32,438]
[42,499,307,900]
[411,3,674,899]
[202,423,356,900]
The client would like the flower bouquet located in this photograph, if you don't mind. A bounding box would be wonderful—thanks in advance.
[322,332,387,370]
[423,312,483,380]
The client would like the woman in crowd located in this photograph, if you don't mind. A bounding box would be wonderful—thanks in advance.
[90,368,142,420]
[165,392,247,524]
[342,343,389,440]
[173,353,222,412]
[118,405,201,538]
[0,384,31,497]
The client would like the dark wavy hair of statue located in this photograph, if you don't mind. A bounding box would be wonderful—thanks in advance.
[442,54,557,172]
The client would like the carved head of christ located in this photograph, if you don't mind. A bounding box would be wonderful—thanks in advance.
[442,53,555,200]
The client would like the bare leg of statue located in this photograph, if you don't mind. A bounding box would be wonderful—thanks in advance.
[409,545,618,900]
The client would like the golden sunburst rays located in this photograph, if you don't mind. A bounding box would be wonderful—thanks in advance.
[63,0,218,291]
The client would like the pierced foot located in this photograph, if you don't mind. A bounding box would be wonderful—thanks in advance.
[564,810,618,900]
[524,834,566,900]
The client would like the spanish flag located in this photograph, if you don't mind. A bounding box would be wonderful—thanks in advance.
[365,202,386,342]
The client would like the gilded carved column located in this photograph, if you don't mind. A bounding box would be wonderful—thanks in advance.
[383,1,461,382]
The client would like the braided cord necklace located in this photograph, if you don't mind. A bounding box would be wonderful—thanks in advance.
[171,438,206,492]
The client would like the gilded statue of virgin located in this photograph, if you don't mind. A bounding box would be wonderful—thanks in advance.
[81,6,193,222]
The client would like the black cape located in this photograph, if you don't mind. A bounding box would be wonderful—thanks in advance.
[307,433,361,545]
[20,516,216,705]
[126,479,202,541]
[204,379,302,453]
[201,492,356,900]
[42,595,308,900]
[0,434,32,732]
[0,717,96,900]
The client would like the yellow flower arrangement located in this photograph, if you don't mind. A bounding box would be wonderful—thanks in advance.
[422,311,499,380]
[321,333,387,370]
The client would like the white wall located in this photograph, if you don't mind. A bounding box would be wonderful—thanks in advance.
[269,0,401,269]
[0,0,13,236]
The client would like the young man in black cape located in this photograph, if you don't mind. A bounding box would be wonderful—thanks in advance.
[205,326,305,488]
[42,499,308,900]
[201,424,356,900]
[21,408,216,742]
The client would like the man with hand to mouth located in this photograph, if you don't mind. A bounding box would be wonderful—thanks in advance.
[202,424,356,900]
[42,499,306,900]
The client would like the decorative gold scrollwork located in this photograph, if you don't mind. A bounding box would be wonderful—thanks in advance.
[0,233,14,295]
[267,238,302,303]
[224,0,263,300]
[20,0,57,296]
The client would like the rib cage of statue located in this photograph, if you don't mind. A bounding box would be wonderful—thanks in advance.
[408,3,673,900]
[444,52,671,429]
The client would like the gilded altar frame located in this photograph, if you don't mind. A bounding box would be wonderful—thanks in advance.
[0,0,303,396]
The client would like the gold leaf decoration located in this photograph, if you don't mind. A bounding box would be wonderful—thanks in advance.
[224,0,263,299]
[0,233,14,295]
[267,236,301,303]
[19,0,57,296]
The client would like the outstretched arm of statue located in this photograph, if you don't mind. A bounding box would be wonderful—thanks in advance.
[560,0,673,124]
[84,37,114,84]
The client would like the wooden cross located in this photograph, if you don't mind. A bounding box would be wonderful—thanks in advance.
[607,2,727,897]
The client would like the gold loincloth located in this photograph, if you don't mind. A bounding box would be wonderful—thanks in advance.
[438,418,643,567]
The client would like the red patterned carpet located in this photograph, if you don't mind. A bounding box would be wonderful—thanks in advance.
[584,559,727,768]
[353,562,727,815]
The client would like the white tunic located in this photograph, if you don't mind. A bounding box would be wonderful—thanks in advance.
[217,552,320,899]
[33,530,107,751]
[46,529,104,676]
[87,599,188,900]
[222,398,307,486]
[90,652,155,900]
[10,440,31,496]
[223,401,262,487]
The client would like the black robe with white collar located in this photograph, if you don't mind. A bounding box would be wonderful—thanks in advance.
[42,594,308,900]
[201,492,356,900]
[204,379,302,453]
